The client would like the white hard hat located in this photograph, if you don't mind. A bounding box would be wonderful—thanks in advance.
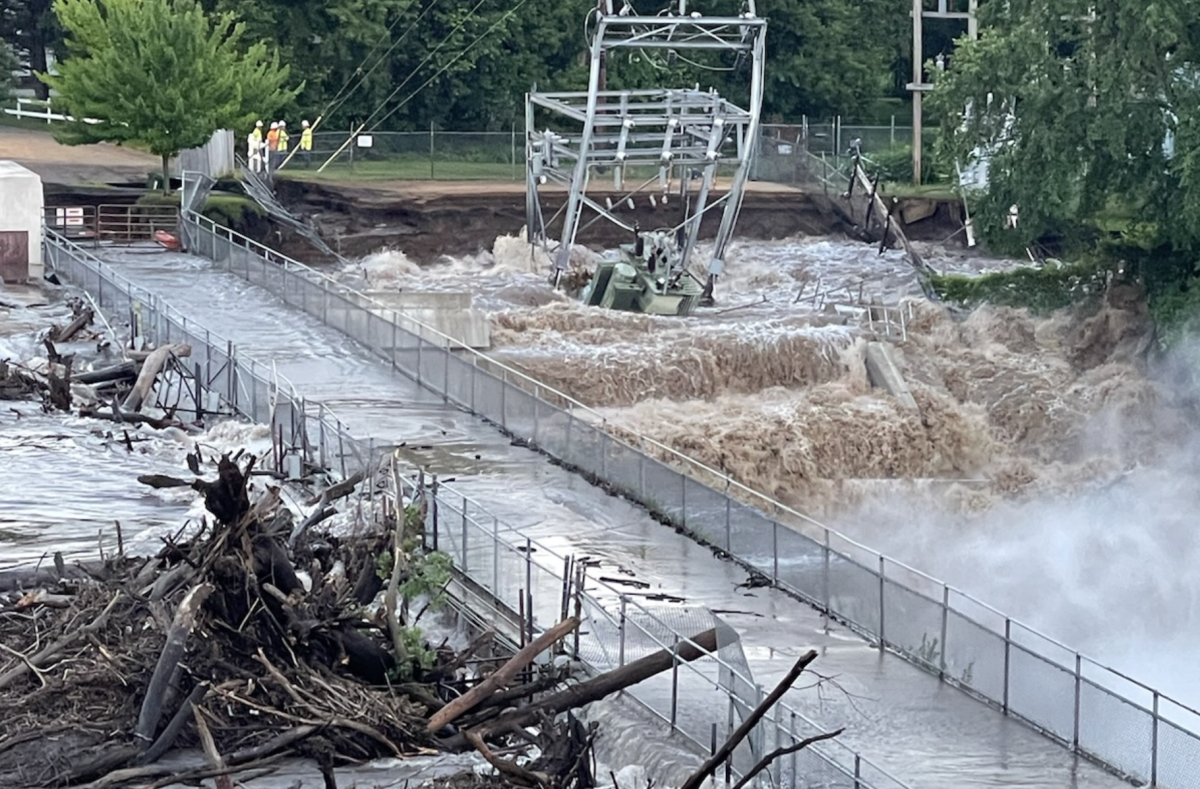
[256,120,263,127]
[279,120,287,126]
[270,121,278,129]
[302,120,310,128]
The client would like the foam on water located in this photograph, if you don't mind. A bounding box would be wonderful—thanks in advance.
[377,232,1197,712]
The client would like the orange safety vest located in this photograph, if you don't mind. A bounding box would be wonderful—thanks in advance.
[267,129,280,151]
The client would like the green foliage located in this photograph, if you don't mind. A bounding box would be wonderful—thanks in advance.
[194,0,909,131]
[201,195,264,227]
[929,0,1200,252]
[386,626,438,681]
[0,0,59,99]
[0,41,17,102]
[45,0,301,190]
[863,143,948,185]
[401,550,452,606]
[930,258,1109,314]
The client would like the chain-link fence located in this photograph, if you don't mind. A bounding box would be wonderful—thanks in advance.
[267,121,911,183]
[45,227,906,789]
[279,130,523,181]
[400,474,905,789]
[176,207,1200,788]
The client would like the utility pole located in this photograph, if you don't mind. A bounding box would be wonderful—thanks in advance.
[908,0,978,185]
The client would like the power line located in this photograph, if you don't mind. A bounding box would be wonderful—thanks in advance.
[358,0,492,130]
[316,0,529,171]
[323,0,446,123]
[366,0,533,133]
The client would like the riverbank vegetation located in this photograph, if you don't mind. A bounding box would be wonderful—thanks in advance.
[927,0,1200,345]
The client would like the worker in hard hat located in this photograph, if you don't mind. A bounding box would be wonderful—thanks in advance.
[266,121,280,172]
[276,121,290,171]
[299,120,313,168]
[248,120,264,172]
[247,129,262,173]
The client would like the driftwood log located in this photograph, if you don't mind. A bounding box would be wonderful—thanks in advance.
[123,343,191,412]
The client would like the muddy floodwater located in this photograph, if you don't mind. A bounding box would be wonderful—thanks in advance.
[7,225,1195,786]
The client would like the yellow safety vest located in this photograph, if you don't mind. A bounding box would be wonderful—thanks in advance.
[300,128,313,151]
[278,130,289,151]
[252,128,262,145]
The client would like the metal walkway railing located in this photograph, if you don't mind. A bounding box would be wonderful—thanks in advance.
[175,202,1200,788]
[43,227,907,789]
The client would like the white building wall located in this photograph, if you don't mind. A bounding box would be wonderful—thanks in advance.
[0,160,44,283]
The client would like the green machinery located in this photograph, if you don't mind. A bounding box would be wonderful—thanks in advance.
[581,229,704,317]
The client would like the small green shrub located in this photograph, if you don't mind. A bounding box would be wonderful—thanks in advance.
[930,258,1109,313]
[200,195,264,228]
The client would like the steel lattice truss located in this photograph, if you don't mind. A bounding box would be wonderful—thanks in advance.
[525,1,766,301]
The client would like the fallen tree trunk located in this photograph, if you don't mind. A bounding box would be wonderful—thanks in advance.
[75,361,138,386]
[80,404,189,431]
[446,627,719,748]
[51,308,94,343]
[135,583,214,743]
[427,617,580,733]
[124,343,191,412]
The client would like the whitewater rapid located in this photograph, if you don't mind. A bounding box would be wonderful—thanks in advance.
[52,237,1144,787]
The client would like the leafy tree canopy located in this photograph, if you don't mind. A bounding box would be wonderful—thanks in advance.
[0,0,58,98]
[194,0,907,131]
[0,40,18,102]
[929,0,1200,251]
[44,0,302,188]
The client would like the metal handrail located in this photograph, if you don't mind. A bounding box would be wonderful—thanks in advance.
[405,475,913,789]
[43,227,905,788]
[53,224,1200,784]
[180,211,1200,726]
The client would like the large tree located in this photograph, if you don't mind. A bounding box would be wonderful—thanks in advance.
[0,41,18,103]
[44,0,301,190]
[198,0,904,131]
[929,0,1200,249]
[0,0,58,99]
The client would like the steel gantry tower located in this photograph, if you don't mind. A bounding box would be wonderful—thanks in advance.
[525,1,766,304]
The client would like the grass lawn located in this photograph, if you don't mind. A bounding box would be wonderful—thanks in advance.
[881,182,961,201]
[0,110,56,131]
[280,157,521,182]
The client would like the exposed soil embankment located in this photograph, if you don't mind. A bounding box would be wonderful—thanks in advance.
[273,179,842,263]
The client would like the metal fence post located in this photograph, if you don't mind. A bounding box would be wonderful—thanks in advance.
[877,555,886,651]
[391,314,398,370]
[470,360,478,413]
[461,501,469,573]
[416,337,423,383]
[670,634,679,729]
[1003,618,1012,712]
[789,711,798,789]
[822,529,831,633]
[680,472,687,528]
[1080,647,1089,753]
[492,516,500,594]
[854,755,862,789]
[1151,691,1159,786]
[618,595,627,667]
[768,521,778,582]
[318,402,327,470]
[525,537,533,627]
[724,488,732,552]
[939,585,949,678]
